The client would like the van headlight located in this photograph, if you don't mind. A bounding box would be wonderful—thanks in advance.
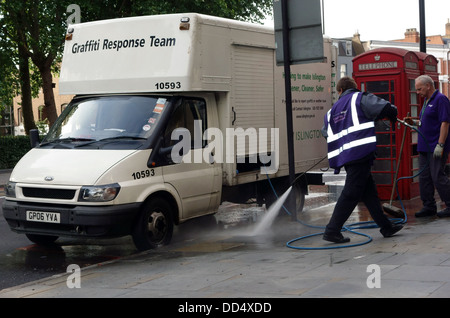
[79,183,120,202]
[5,181,17,198]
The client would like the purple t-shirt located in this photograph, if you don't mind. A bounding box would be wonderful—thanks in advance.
[418,90,450,153]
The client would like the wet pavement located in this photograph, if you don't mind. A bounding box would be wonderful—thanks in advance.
[2,169,450,298]
[0,168,140,290]
[0,235,138,290]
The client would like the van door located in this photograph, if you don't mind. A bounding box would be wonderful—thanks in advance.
[161,98,218,219]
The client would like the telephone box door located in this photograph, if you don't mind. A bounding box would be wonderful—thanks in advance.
[353,48,421,200]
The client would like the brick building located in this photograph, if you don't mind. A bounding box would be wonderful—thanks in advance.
[367,20,450,97]
[11,77,73,135]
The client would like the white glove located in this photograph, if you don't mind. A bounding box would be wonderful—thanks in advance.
[433,144,444,158]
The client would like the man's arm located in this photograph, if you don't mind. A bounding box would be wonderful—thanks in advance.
[438,121,449,145]
[360,92,397,122]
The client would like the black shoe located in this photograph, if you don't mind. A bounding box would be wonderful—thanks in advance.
[415,208,437,218]
[437,208,450,218]
[323,232,350,243]
[380,224,403,238]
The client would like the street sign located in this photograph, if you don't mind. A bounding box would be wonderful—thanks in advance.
[274,0,324,65]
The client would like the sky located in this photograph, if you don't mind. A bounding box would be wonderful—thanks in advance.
[264,0,450,42]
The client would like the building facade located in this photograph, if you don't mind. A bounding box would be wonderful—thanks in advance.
[365,21,450,97]
[11,77,73,135]
[332,32,365,81]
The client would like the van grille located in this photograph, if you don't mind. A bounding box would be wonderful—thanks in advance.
[22,187,76,200]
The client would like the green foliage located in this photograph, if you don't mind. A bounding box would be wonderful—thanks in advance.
[0,135,31,169]
[0,11,19,112]
[77,0,272,23]
[0,0,273,131]
[35,118,49,135]
[0,0,46,115]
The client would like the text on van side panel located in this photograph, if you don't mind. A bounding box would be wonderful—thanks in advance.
[71,36,176,54]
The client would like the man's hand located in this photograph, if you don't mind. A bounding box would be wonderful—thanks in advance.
[404,117,418,126]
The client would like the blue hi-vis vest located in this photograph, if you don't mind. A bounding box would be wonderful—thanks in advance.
[325,92,377,169]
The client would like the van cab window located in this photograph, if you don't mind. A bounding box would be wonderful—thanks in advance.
[164,98,207,148]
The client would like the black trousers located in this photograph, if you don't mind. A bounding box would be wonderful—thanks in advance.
[325,159,392,235]
[419,152,450,210]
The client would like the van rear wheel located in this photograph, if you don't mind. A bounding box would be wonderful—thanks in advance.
[132,197,174,251]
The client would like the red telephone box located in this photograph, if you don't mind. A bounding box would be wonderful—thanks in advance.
[353,48,421,200]
[415,51,439,84]
[411,51,442,179]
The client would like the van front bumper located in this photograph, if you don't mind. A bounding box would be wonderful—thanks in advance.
[2,200,141,238]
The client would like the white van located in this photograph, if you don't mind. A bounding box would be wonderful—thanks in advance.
[3,13,335,250]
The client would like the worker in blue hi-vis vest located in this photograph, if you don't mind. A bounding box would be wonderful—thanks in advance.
[321,76,403,243]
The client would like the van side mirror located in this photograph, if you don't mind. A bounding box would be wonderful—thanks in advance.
[147,136,180,168]
[30,129,40,148]
[147,136,163,167]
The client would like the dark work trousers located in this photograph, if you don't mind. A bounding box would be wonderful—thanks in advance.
[325,159,392,235]
[419,152,450,210]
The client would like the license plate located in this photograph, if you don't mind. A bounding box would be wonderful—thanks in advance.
[26,211,60,224]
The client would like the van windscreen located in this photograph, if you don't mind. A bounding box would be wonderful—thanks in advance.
[43,95,170,147]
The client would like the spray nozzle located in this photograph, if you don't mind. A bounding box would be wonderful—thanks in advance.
[396,118,415,129]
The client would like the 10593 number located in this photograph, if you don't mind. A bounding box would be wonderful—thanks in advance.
[132,169,155,180]
[155,82,181,90]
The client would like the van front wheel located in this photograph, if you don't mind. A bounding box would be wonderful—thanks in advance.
[132,197,174,251]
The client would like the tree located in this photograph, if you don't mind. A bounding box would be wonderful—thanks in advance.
[2,0,71,129]
[1,0,273,132]
[0,1,38,134]
[0,10,17,114]
[77,0,272,23]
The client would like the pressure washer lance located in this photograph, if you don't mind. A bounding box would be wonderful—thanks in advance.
[382,118,414,218]
[291,155,328,187]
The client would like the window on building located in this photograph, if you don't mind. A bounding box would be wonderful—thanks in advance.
[38,105,45,121]
[340,64,348,78]
[17,107,23,126]
[346,41,352,56]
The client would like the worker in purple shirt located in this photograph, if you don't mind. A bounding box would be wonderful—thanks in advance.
[405,75,450,218]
